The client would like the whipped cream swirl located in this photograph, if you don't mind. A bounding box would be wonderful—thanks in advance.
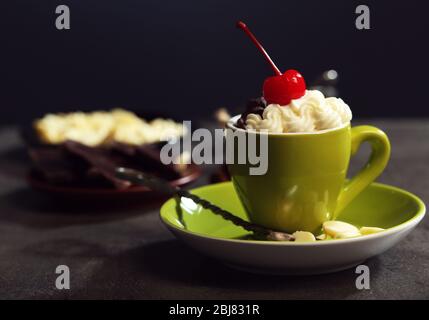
[246,105,283,133]
[245,90,352,133]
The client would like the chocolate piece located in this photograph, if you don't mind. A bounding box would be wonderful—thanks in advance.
[29,146,87,184]
[236,117,246,129]
[110,142,137,157]
[135,144,182,180]
[28,140,188,189]
[246,97,267,111]
[111,142,182,180]
[236,97,266,129]
[64,141,131,189]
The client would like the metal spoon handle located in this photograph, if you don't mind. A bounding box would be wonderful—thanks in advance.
[115,167,294,241]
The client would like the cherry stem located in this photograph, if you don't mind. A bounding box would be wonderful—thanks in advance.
[236,21,282,76]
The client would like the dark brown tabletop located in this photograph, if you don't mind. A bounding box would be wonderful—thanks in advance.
[0,119,428,299]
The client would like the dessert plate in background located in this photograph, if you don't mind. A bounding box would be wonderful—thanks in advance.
[23,110,203,202]
[160,182,425,275]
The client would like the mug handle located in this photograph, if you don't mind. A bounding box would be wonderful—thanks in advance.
[335,125,391,217]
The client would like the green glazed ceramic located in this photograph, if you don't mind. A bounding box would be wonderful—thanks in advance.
[160,182,425,275]
[226,116,390,233]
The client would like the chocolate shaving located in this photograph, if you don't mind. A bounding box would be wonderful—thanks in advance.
[64,141,131,189]
[236,97,267,129]
[28,146,87,184]
[27,139,190,189]
[111,142,182,180]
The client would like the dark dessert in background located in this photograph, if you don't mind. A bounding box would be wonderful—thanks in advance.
[25,109,193,190]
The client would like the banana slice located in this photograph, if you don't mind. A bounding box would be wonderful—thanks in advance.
[359,227,384,235]
[34,109,186,146]
[34,114,68,144]
[292,231,316,242]
[322,221,360,239]
[316,234,327,240]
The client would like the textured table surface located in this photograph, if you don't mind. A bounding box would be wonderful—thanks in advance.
[0,120,428,300]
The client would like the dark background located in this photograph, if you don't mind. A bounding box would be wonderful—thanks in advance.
[2,0,428,124]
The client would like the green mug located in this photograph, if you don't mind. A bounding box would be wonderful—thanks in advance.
[226,116,390,233]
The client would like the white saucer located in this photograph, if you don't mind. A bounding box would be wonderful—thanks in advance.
[160,182,425,275]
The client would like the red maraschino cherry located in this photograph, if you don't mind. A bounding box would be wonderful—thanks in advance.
[236,21,306,105]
